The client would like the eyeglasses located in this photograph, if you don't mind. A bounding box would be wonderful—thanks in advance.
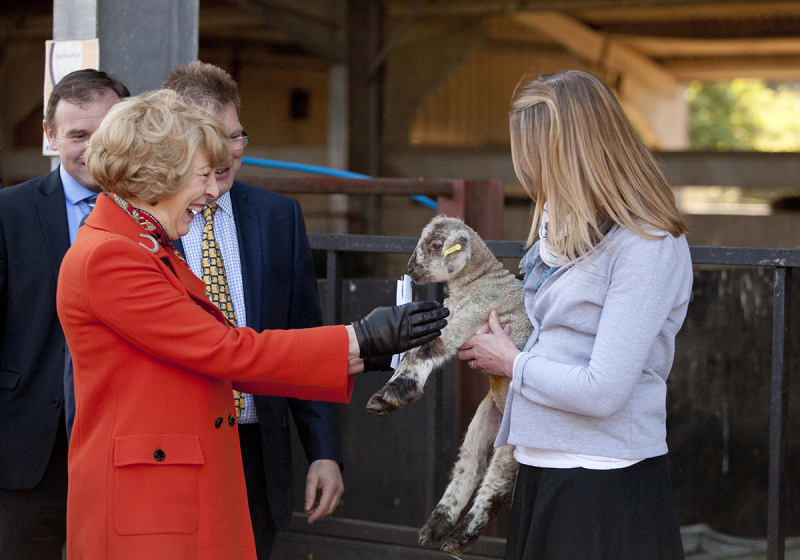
[229,133,249,151]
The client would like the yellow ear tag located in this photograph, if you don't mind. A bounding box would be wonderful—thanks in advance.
[442,244,462,257]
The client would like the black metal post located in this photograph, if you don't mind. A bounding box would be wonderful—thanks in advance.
[422,282,451,513]
[423,281,440,515]
[767,267,791,560]
[325,250,343,326]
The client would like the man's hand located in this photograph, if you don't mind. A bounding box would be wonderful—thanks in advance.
[304,459,344,524]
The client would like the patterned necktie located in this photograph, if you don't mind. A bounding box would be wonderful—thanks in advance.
[201,203,245,417]
[79,194,98,228]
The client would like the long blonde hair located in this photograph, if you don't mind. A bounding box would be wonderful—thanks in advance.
[509,70,688,261]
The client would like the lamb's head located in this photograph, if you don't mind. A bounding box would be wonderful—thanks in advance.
[408,216,474,284]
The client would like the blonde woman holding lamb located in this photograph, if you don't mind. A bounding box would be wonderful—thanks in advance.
[458,69,692,560]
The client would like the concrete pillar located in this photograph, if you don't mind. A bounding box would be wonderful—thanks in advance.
[327,0,349,234]
[328,64,350,234]
[620,76,689,150]
[53,0,97,39]
[53,0,198,95]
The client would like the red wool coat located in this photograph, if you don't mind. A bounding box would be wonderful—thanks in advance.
[56,195,353,559]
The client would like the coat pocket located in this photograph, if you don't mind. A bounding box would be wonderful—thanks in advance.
[0,370,21,390]
[113,433,205,536]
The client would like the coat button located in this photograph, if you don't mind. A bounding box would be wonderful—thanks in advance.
[154,449,165,461]
[215,417,223,428]
[51,397,60,407]
[228,414,236,426]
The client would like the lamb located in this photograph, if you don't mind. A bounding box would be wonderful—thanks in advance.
[366,215,533,556]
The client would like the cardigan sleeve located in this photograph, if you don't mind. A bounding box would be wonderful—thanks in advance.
[512,233,690,418]
[83,236,353,403]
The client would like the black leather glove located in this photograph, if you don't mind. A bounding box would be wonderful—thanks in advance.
[362,355,394,372]
[352,301,449,358]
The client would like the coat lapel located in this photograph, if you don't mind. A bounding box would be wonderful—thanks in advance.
[86,195,229,326]
[36,169,70,280]
[230,183,263,331]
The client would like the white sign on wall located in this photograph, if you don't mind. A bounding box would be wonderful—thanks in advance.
[43,39,100,156]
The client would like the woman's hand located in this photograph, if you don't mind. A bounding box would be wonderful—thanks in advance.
[351,301,449,357]
[346,326,364,375]
[458,310,520,378]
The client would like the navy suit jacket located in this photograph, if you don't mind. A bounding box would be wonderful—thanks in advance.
[0,170,69,489]
[175,180,342,528]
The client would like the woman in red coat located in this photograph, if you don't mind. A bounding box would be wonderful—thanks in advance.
[56,90,447,560]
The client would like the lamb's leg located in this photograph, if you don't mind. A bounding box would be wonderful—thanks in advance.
[418,394,501,547]
[440,444,518,556]
[366,323,465,415]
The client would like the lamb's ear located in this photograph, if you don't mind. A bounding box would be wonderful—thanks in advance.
[442,230,472,274]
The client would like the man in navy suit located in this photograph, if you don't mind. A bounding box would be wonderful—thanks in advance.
[0,69,129,559]
[163,61,344,559]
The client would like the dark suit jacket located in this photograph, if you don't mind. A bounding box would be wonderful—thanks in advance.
[175,180,342,528]
[0,169,69,489]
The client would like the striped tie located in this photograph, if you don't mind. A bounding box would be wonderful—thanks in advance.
[201,204,245,417]
[79,194,98,227]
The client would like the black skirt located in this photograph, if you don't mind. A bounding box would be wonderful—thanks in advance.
[504,455,685,560]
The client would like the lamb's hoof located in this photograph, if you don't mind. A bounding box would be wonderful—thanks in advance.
[365,393,396,415]
[418,506,455,547]
[441,537,476,557]
[365,378,424,415]
[441,525,480,557]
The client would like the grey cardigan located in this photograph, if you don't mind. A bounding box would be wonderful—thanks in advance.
[495,225,693,460]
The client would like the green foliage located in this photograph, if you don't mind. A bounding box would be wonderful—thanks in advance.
[687,79,800,152]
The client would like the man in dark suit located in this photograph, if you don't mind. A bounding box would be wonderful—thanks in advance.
[163,61,344,559]
[0,69,129,559]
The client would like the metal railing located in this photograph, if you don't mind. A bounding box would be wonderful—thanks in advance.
[309,233,797,560]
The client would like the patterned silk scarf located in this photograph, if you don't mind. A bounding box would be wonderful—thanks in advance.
[110,193,237,331]
[110,193,187,263]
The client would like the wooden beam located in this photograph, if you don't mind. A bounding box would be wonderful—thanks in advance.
[235,0,344,62]
[576,1,800,23]
[389,0,800,18]
[384,146,800,190]
[620,36,800,58]
[233,176,458,197]
[275,512,507,558]
[199,8,293,43]
[665,56,800,81]
[511,11,677,91]
[383,20,485,147]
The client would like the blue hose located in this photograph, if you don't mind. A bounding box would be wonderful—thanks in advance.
[241,156,438,210]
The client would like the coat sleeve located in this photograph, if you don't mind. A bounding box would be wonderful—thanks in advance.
[284,198,343,464]
[82,237,353,402]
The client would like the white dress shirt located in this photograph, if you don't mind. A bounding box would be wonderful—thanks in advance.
[182,191,257,423]
[60,165,98,245]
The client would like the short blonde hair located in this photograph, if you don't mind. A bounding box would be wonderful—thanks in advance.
[509,70,688,261]
[85,89,230,204]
